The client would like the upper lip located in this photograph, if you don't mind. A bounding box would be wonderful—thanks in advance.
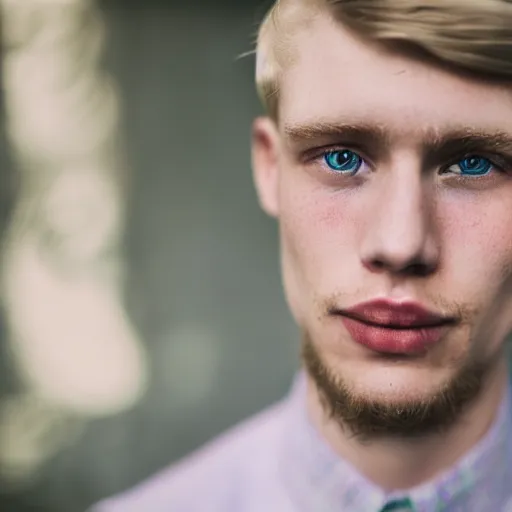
[338,298,456,328]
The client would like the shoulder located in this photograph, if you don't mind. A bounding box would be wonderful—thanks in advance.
[91,400,288,512]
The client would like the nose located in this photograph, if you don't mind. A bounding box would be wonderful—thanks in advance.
[360,169,440,277]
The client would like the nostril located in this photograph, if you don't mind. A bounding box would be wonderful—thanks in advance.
[364,258,386,272]
[363,257,436,277]
[373,260,386,270]
[408,262,431,276]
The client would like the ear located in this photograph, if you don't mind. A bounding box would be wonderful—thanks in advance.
[251,116,280,218]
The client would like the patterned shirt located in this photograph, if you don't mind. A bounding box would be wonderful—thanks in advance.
[92,372,512,512]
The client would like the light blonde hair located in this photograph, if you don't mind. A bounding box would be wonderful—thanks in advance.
[256,0,512,121]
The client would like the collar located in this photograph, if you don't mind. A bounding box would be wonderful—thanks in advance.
[279,371,512,512]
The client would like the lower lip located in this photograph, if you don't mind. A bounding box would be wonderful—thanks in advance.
[341,317,448,355]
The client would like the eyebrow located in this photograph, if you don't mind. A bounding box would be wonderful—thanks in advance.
[283,120,512,159]
[283,121,389,148]
[426,129,512,161]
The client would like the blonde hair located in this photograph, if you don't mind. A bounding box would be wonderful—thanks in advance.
[256,0,512,121]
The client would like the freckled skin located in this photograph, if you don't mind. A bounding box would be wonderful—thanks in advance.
[252,11,512,483]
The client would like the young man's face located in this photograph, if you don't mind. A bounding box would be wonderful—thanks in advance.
[253,12,512,435]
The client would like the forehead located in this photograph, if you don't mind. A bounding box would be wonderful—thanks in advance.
[279,13,512,140]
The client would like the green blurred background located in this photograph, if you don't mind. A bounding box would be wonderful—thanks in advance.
[0,0,300,510]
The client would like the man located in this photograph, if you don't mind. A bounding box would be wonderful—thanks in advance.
[94,0,512,510]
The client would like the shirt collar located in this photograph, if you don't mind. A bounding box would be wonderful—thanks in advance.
[279,371,512,512]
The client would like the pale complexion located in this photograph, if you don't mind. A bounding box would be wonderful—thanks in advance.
[253,12,512,490]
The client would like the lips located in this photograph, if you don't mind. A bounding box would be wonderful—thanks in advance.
[342,299,451,328]
[337,298,455,354]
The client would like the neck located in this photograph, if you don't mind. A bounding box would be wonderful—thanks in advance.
[306,358,510,491]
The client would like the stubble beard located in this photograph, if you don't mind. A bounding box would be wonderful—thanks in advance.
[301,332,496,441]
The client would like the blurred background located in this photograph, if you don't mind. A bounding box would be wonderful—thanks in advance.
[0,0,300,510]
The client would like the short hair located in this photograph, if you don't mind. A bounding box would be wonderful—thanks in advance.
[256,0,512,122]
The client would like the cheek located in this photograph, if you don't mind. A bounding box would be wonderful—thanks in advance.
[278,176,361,320]
[440,196,512,341]
[441,197,512,283]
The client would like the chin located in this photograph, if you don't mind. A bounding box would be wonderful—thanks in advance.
[302,336,490,438]
[334,359,453,404]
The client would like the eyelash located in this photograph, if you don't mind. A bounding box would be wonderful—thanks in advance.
[442,154,507,176]
[306,146,510,177]
[307,146,371,172]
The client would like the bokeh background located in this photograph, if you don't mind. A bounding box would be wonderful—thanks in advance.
[0,0,300,510]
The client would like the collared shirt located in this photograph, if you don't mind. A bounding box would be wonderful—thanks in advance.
[93,372,512,512]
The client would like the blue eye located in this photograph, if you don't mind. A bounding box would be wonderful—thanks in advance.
[324,150,363,174]
[448,156,493,176]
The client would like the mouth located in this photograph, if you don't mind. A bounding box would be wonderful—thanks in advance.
[335,298,457,354]
[340,313,452,330]
[339,298,456,329]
